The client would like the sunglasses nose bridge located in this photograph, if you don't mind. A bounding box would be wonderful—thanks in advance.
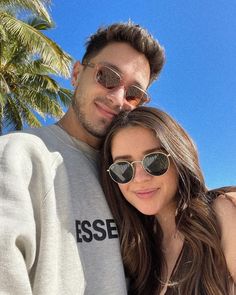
[106,86,127,105]
[131,160,150,180]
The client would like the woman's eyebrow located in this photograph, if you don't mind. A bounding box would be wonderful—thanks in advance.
[112,154,132,162]
[112,147,163,162]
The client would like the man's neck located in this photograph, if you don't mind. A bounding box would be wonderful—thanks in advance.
[57,106,101,149]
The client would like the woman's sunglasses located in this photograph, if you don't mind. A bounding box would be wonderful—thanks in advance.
[83,62,150,107]
[107,151,171,184]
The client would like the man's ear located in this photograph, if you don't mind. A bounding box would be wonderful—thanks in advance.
[71,61,83,86]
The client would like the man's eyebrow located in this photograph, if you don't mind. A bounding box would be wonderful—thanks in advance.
[103,62,121,73]
[100,62,121,74]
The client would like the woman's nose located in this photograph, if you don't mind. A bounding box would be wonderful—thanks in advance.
[132,162,152,183]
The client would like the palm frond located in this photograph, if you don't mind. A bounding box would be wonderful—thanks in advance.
[27,15,53,30]
[0,1,73,132]
[4,95,23,130]
[16,98,41,127]
[0,12,72,77]
[0,0,52,23]
[20,74,60,91]
[58,88,73,107]
[0,91,6,107]
[12,60,58,76]
[0,73,11,94]
[17,88,64,118]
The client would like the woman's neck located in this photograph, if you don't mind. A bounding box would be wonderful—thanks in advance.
[156,203,185,293]
[155,203,177,244]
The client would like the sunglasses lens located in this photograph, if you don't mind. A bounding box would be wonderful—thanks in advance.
[94,64,149,107]
[108,162,133,184]
[96,66,120,89]
[143,153,169,176]
[126,86,149,106]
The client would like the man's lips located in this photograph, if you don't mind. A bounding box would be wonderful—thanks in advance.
[95,101,118,119]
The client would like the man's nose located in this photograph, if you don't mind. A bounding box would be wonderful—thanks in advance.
[106,86,125,104]
[106,87,133,111]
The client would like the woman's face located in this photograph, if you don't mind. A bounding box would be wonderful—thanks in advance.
[110,126,179,218]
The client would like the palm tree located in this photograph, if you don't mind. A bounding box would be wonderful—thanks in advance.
[0,0,73,133]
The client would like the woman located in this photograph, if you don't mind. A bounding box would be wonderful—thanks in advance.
[100,106,236,295]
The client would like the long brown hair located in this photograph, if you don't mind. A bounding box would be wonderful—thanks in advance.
[100,106,235,294]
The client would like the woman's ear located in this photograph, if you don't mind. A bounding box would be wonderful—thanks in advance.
[71,61,83,87]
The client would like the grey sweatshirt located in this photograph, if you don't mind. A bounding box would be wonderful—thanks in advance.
[0,125,127,295]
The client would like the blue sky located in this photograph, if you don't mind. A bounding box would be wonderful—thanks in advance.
[45,0,236,189]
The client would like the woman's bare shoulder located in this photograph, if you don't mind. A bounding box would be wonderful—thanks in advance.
[213,192,236,282]
[213,192,236,213]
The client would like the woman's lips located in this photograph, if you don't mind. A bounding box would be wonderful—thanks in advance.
[134,188,159,199]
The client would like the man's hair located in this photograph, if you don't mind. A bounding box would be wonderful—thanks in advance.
[82,21,165,84]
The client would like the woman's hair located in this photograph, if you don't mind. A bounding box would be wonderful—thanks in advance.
[100,106,236,295]
[82,21,165,84]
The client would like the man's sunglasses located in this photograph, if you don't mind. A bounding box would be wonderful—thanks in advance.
[83,62,150,107]
[107,151,170,184]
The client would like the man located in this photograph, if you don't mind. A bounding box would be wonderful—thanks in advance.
[0,22,165,294]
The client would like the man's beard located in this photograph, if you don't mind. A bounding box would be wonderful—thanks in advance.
[72,95,112,139]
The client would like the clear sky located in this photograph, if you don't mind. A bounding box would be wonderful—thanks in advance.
[45,0,236,189]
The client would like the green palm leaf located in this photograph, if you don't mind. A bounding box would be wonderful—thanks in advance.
[0,0,73,132]
[4,95,23,130]
[0,0,52,23]
[0,12,72,77]
[58,88,73,107]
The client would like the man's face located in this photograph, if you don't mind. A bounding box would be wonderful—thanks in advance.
[72,42,151,144]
